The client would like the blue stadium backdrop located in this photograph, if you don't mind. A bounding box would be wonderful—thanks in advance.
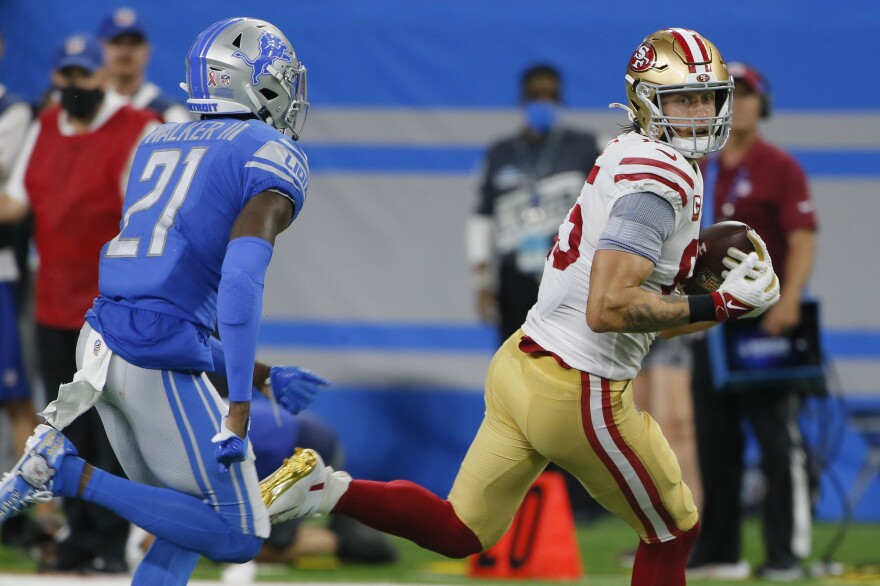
[1,0,878,521]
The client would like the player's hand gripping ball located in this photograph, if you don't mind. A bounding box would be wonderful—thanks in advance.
[683,221,759,295]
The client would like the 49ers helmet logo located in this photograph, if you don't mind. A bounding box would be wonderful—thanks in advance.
[629,43,656,72]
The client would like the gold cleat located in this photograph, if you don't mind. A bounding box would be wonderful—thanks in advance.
[259,447,318,509]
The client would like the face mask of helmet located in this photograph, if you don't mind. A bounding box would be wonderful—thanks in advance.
[59,86,104,119]
[636,82,732,159]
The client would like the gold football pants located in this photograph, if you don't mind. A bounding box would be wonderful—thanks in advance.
[448,330,698,547]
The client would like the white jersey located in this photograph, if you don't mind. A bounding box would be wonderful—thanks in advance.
[523,132,704,380]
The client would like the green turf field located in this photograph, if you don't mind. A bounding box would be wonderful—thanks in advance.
[2,515,877,584]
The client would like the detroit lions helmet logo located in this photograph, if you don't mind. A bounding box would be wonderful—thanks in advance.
[232,31,292,86]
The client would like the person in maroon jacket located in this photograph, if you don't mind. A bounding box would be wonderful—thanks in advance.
[686,63,819,581]
[0,34,160,574]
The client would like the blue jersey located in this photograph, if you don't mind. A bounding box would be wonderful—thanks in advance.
[86,118,308,372]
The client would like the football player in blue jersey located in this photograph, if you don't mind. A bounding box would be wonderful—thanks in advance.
[0,18,324,584]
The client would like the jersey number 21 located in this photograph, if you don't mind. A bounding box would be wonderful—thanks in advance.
[105,147,207,258]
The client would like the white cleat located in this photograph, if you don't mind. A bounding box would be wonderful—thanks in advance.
[0,425,77,525]
[259,448,351,524]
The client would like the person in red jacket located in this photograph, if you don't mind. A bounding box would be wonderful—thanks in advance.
[686,62,819,582]
[0,34,159,574]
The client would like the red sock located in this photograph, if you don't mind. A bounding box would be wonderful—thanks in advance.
[631,522,700,586]
[332,479,482,558]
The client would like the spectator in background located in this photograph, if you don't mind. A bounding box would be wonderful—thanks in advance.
[98,7,192,123]
[466,64,604,521]
[466,63,600,343]
[634,339,701,509]
[686,63,818,582]
[0,31,39,461]
[615,336,701,569]
[0,31,52,559]
[0,34,160,574]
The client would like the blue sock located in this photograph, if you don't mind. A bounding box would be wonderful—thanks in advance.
[79,466,262,562]
[57,456,86,498]
[132,538,200,586]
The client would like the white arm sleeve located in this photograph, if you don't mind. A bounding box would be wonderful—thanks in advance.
[5,120,40,204]
[0,103,31,183]
[465,214,493,265]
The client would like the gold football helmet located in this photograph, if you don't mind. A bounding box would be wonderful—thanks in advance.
[622,28,732,158]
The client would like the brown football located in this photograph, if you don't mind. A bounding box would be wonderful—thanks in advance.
[683,221,756,295]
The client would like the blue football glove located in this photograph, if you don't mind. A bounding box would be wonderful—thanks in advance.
[211,416,250,473]
[268,366,329,415]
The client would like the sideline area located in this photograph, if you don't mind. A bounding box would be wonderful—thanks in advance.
[0,578,463,586]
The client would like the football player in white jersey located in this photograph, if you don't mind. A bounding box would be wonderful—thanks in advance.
[259,29,780,586]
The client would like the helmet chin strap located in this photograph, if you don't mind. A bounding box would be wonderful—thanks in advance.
[669,136,708,159]
[265,64,288,87]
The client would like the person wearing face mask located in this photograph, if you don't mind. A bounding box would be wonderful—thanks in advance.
[0,34,160,574]
[0,31,37,463]
[467,64,601,344]
[0,30,45,554]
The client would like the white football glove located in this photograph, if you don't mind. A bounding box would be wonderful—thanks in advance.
[721,228,774,279]
[747,229,773,267]
[713,251,780,320]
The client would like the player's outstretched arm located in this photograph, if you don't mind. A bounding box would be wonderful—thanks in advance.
[587,248,779,335]
[207,342,328,416]
[587,249,691,333]
[214,191,294,470]
[264,366,328,414]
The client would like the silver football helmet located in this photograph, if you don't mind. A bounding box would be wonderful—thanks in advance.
[181,18,308,139]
